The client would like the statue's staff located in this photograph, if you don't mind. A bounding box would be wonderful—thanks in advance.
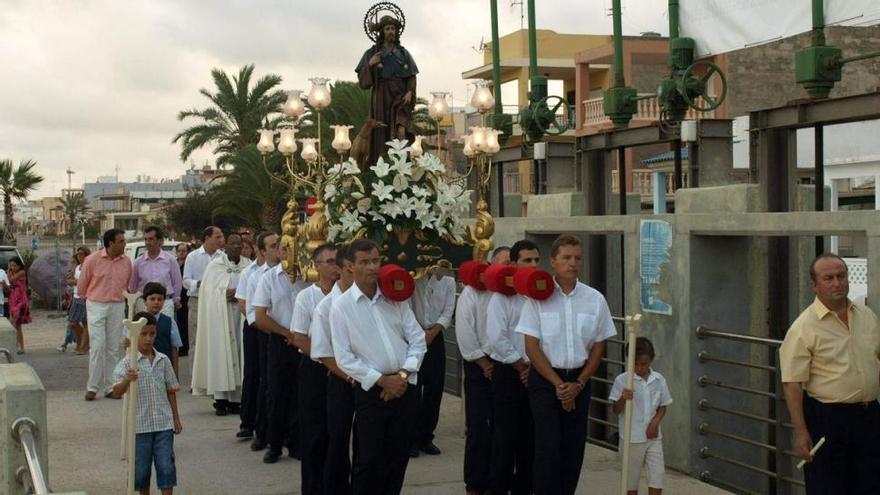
[123,316,147,494]
[620,314,642,495]
[120,291,140,460]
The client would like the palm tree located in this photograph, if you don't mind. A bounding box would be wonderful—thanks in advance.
[0,159,44,241]
[173,65,288,167]
[58,191,91,239]
[211,145,290,231]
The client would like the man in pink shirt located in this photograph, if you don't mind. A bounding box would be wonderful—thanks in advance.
[79,228,133,401]
[129,225,182,318]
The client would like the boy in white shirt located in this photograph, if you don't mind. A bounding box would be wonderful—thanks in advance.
[610,337,673,495]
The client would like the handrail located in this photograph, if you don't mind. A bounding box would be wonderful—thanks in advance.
[12,417,49,494]
[696,326,783,347]
[0,347,12,363]
[698,351,777,373]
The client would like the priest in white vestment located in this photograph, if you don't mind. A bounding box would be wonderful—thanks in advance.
[192,233,251,415]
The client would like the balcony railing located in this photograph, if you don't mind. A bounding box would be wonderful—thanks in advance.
[583,94,716,130]
[611,168,689,195]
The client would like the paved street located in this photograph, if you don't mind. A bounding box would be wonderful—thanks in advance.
[18,309,730,494]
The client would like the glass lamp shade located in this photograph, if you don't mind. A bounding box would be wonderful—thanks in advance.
[471,82,495,112]
[300,138,319,162]
[486,129,503,155]
[307,77,332,111]
[470,126,489,153]
[278,128,298,155]
[428,92,449,120]
[411,135,425,157]
[331,125,353,152]
[282,90,305,119]
[463,135,475,158]
[257,129,276,154]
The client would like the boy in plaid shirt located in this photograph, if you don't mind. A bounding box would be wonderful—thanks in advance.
[112,313,183,494]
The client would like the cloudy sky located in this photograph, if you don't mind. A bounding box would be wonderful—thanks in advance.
[0,0,670,197]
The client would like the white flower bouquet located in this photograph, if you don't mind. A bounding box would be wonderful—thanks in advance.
[324,139,472,246]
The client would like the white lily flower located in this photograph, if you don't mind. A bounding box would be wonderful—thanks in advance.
[390,156,413,176]
[324,183,337,201]
[385,139,411,153]
[417,153,447,174]
[342,158,360,175]
[379,201,404,219]
[339,209,363,233]
[328,163,343,176]
[372,180,395,202]
[327,224,342,242]
[370,157,392,178]
[410,185,429,199]
[396,193,417,218]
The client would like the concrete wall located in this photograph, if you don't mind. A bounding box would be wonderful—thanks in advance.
[726,26,880,117]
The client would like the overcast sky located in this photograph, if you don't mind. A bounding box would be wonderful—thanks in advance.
[0,0,670,197]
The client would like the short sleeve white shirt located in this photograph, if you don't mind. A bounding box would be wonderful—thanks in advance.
[486,293,529,364]
[455,286,493,362]
[516,280,617,369]
[310,283,343,360]
[609,369,673,443]
[292,284,331,336]
[411,275,456,330]
[251,264,308,328]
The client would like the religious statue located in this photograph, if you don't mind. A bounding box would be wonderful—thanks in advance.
[356,5,418,168]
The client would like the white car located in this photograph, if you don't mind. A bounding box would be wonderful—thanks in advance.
[124,239,184,262]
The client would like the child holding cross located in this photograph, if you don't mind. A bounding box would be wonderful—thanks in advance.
[112,313,182,495]
[610,337,672,495]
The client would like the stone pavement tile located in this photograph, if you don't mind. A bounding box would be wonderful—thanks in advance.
[18,309,730,494]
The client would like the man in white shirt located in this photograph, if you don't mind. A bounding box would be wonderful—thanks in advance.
[330,239,427,495]
[233,231,268,441]
[292,243,338,495]
[487,239,540,495]
[182,226,225,350]
[311,245,357,495]
[253,242,308,464]
[409,266,456,458]
[238,232,279,451]
[516,235,617,495]
[456,246,510,495]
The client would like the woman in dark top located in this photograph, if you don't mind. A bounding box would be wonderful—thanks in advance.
[175,242,190,356]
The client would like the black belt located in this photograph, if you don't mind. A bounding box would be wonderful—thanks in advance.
[553,366,585,376]
[806,393,878,410]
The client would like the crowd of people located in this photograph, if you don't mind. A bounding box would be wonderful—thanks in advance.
[22,221,874,495]
[66,224,681,495]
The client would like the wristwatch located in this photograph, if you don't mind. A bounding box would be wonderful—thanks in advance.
[398,370,410,381]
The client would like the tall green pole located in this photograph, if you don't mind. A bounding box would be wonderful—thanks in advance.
[490,0,503,114]
[668,0,679,39]
[527,0,537,78]
[613,0,625,88]
[812,0,825,46]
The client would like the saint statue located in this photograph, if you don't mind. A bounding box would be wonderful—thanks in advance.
[355,12,419,168]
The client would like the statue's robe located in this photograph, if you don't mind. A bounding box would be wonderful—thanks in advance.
[356,42,419,167]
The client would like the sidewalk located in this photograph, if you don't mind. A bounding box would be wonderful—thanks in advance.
[19,309,730,494]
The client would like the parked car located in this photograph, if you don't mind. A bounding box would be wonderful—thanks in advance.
[124,240,182,262]
[0,245,24,269]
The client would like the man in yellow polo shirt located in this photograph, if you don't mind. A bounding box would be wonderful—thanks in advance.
[780,253,880,494]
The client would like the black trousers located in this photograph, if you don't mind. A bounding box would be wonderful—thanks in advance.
[254,331,270,441]
[352,385,417,495]
[175,292,189,356]
[413,331,446,446]
[528,367,590,495]
[299,357,328,495]
[266,333,300,454]
[803,393,880,494]
[490,361,534,495]
[463,360,493,493]
[325,373,357,495]
[239,321,261,431]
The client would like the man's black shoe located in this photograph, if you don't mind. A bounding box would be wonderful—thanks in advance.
[409,445,420,458]
[250,438,267,451]
[236,428,254,439]
[263,450,281,464]
[420,442,441,455]
[227,402,241,415]
[213,400,229,416]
